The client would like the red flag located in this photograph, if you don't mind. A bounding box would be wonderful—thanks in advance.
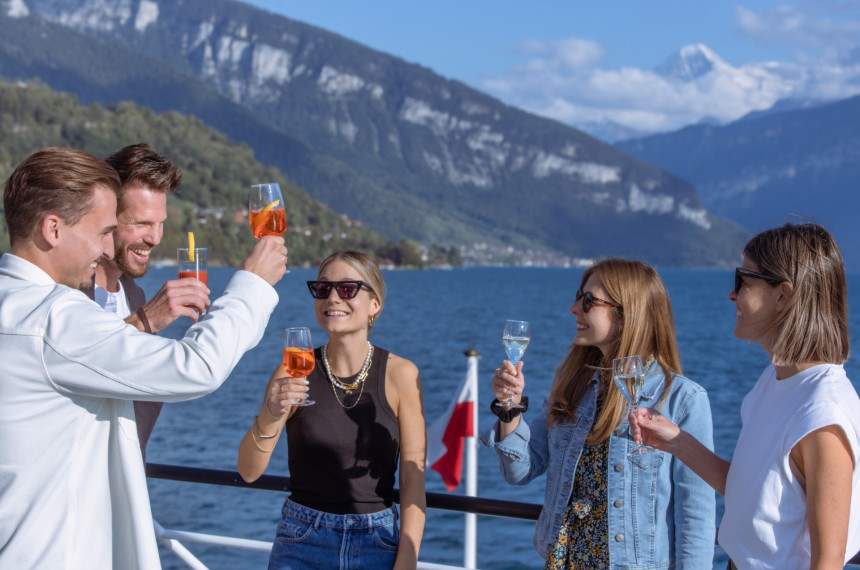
[427,357,477,491]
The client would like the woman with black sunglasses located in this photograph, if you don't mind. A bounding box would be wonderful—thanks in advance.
[237,250,426,570]
[481,258,716,569]
[631,222,860,570]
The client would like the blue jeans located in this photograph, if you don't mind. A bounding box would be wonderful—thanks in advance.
[268,499,400,570]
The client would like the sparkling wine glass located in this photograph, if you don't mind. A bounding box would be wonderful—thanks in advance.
[249,183,287,238]
[501,319,530,409]
[283,327,315,406]
[613,355,654,455]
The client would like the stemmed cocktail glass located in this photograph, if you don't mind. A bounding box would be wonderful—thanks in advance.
[612,355,654,455]
[283,327,315,406]
[501,319,530,409]
[249,183,287,238]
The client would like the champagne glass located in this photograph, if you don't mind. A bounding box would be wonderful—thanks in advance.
[612,355,655,455]
[501,320,530,409]
[283,327,315,406]
[249,183,287,238]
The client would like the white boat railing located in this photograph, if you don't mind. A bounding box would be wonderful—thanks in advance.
[153,520,464,570]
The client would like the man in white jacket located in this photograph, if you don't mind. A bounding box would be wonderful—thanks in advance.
[0,147,287,568]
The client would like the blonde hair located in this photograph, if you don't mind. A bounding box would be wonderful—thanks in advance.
[548,259,682,444]
[744,222,849,366]
[317,250,386,326]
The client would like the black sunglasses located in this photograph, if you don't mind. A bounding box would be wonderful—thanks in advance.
[307,280,375,300]
[575,288,621,313]
[733,267,785,295]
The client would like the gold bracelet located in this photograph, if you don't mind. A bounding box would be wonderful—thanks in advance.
[250,420,278,453]
[254,415,279,439]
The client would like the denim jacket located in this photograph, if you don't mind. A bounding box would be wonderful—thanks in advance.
[480,364,716,569]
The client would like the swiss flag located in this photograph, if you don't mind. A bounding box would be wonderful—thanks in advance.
[426,355,478,491]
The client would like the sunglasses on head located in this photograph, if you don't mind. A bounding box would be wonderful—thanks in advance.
[575,288,621,313]
[733,267,784,295]
[306,280,374,300]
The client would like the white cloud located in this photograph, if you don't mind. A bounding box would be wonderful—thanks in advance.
[514,37,605,71]
[478,3,860,139]
[736,2,860,59]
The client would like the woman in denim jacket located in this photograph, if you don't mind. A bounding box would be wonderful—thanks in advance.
[481,259,715,569]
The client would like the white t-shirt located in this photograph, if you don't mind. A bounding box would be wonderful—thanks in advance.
[93,281,131,318]
[719,363,860,569]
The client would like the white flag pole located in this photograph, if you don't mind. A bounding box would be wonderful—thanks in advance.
[463,349,479,569]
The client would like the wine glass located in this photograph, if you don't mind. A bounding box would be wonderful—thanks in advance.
[283,327,315,406]
[501,320,531,409]
[612,355,654,455]
[249,183,287,238]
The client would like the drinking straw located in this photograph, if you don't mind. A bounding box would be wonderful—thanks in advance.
[188,232,195,261]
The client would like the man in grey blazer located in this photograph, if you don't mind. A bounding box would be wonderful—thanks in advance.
[87,143,210,459]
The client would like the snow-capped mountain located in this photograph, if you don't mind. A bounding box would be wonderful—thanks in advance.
[568,44,800,142]
[654,43,725,82]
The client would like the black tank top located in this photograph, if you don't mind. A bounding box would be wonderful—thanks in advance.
[286,346,400,514]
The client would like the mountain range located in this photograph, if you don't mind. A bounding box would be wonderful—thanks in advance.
[580,43,802,143]
[617,94,860,270]
[0,0,751,267]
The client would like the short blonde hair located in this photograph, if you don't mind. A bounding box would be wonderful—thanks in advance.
[744,222,849,366]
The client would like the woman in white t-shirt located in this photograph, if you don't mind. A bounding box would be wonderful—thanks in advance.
[630,222,860,570]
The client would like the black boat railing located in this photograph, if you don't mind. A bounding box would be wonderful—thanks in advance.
[146,462,542,521]
[146,463,860,567]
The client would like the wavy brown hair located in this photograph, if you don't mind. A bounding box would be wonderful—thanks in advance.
[105,143,182,210]
[547,259,682,444]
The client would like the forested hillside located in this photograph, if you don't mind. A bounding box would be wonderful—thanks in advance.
[0,79,460,267]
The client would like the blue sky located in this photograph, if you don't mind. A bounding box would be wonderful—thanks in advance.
[244,1,860,137]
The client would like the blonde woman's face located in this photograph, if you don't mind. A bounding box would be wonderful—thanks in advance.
[570,274,619,356]
[314,260,380,337]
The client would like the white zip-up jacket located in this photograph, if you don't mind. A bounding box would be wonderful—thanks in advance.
[0,253,278,569]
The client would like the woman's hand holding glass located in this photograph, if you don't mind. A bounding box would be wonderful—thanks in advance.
[628,407,682,453]
[265,375,311,418]
[492,360,525,407]
[281,326,315,407]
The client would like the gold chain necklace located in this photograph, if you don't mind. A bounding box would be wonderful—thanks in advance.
[328,373,367,409]
[321,342,373,393]
[321,342,373,409]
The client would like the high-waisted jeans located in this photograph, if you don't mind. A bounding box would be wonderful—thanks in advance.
[268,499,400,570]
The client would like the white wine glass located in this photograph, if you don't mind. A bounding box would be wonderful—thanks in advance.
[612,355,654,455]
[283,327,315,406]
[501,319,530,409]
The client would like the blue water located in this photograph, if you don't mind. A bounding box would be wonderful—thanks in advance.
[139,266,860,569]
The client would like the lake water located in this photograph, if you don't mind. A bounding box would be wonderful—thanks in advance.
[139,266,860,570]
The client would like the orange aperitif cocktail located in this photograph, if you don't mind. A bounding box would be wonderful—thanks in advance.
[283,347,315,377]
